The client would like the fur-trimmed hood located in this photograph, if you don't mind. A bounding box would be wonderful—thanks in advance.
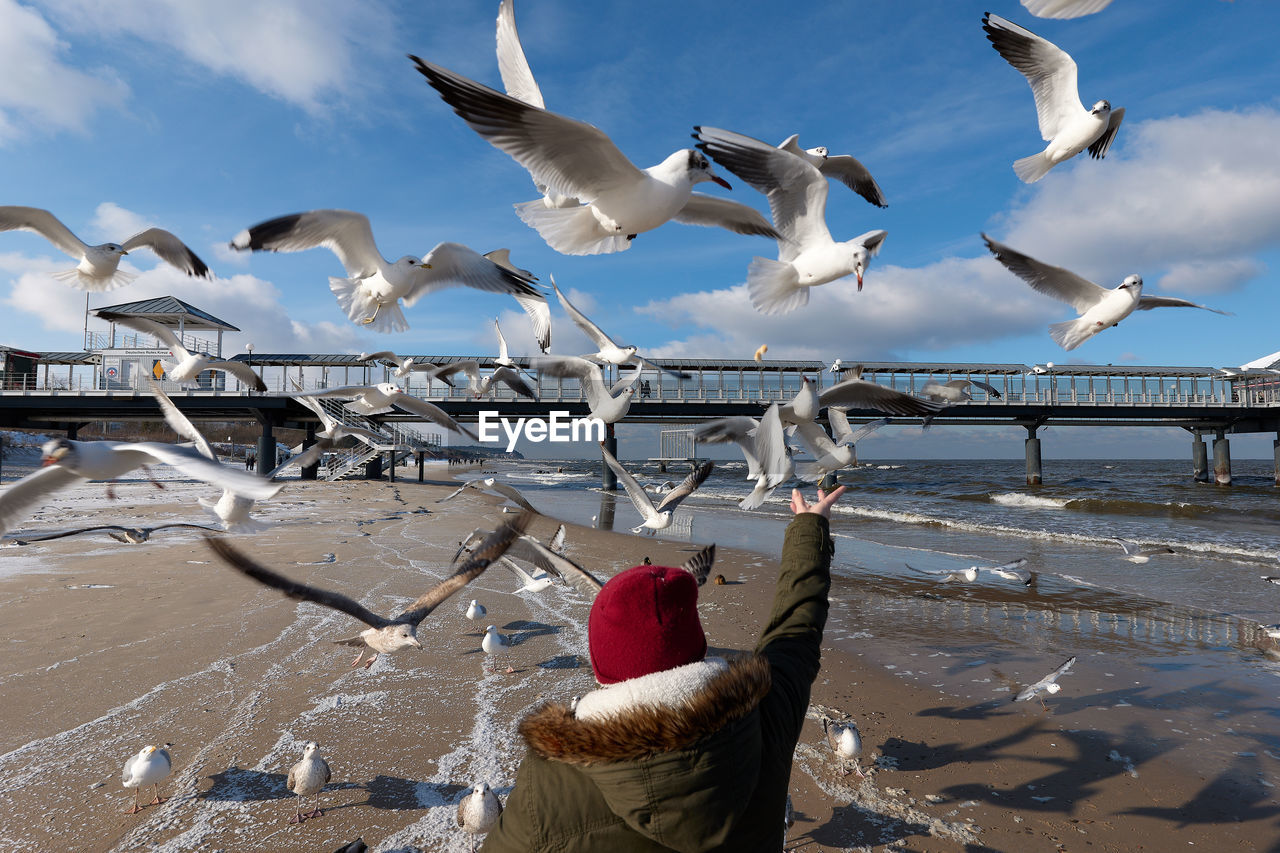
[514,655,771,852]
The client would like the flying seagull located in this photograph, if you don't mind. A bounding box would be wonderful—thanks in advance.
[776,135,887,208]
[411,57,778,255]
[531,356,639,424]
[983,233,1229,350]
[919,378,1003,403]
[908,563,980,584]
[230,209,542,334]
[1014,656,1076,709]
[289,388,385,447]
[5,522,220,545]
[599,443,713,533]
[0,438,280,537]
[286,741,331,824]
[982,13,1124,183]
[792,417,889,482]
[457,781,503,852]
[1021,0,1113,18]
[553,276,689,379]
[818,376,948,420]
[1113,538,1175,564]
[207,511,532,668]
[437,477,539,513]
[694,126,887,315]
[1,206,209,290]
[980,558,1034,585]
[97,312,265,391]
[288,384,479,440]
[121,743,172,814]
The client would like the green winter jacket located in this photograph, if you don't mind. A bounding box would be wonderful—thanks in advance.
[481,512,834,853]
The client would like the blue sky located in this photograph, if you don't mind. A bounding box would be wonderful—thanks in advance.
[2,0,1278,459]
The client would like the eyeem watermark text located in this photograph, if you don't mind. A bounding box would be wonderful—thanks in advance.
[477,410,606,452]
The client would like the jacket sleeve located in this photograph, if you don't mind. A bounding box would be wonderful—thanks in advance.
[754,512,834,731]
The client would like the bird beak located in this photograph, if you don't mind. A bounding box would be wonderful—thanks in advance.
[418,261,432,269]
[856,270,864,292]
[711,175,732,190]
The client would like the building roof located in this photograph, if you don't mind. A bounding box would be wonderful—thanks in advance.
[92,296,240,332]
[1240,349,1280,371]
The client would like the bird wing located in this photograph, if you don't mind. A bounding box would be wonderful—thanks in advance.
[695,126,830,251]
[552,275,618,351]
[680,543,716,586]
[826,407,855,444]
[818,378,946,418]
[268,440,330,479]
[207,537,395,629]
[1112,537,1141,556]
[395,511,533,625]
[672,194,781,239]
[1021,0,1113,18]
[490,481,540,513]
[1136,295,1230,315]
[403,242,540,307]
[0,206,89,258]
[754,404,792,483]
[0,465,89,536]
[126,442,283,500]
[232,209,384,278]
[793,421,839,458]
[97,313,189,361]
[148,379,217,460]
[1043,655,1076,684]
[148,523,223,535]
[359,351,407,369]
[513,534,604,599]
[7,524,133,544]
[495,0,545,109]
[490,366,538,400]
[969,379,1003,398]
[493,319,511,363]
[390,393,479,441]
[655,460,714,513]
[203,360,267,391]
[820,155,888,208]
[843,416,891,446]
[411,57,646,202]
[499,556,539,586]
[120,228,211,278]
[531,355,607,409]
[982,13,1084,142]
[508,290,552,354]
[1087,106,1124,159]
[982,233,1108,313]
[599,443,659,522]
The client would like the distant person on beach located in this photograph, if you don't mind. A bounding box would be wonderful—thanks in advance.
[481,485,845,852]
[245,453,255,471]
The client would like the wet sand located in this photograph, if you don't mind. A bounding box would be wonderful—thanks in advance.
[0,466,1276,851]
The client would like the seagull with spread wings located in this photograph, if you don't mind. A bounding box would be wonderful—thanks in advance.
[553,276,689,380]
[775,135,887,208]
[694,126,887,315]
[437,477,539,513]
[919,378,1003,403]
[287,383,478,440]
[531,356,639,424]
[792,417,889,482]
[207,512,532,668]
[98,312,265,391]
[983,234,1229,350]
[1,206,210,290]
[5,522,220,545]
[600,444,713,534]
[1014,656,1076,709]
[230,209,542,334]
[981,13,1124,183]
[411,57,778,256]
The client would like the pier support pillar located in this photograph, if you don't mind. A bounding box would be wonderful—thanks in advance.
[387,450,395,482]
[417,451,426,483]
[1025,427,1042,486]
[300,425,318,481]
[1213,433,1231,485]
[602,423,618,491]
[657,460,667,473]
[1191,432,1208,483]
[364,454,383,480]
[1273,436,1279,487]
[255,420,275,475]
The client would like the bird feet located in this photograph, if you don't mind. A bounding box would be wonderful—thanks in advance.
[363,654,378,670]
[149,795,168,806]
[126,804,144,815]
[306,808,324,819]
[289,812,304,824]
[349,651,367,668]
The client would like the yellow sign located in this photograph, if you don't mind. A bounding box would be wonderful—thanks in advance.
[152,360,165,379]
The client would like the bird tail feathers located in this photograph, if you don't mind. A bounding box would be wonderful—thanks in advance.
[1048,319,1089,351]
[52,267,136,291]
[795,462,827,482]
[1013,152,1054,183]
[328,276,408,333]
[747,257,807,315]
[513,199,631,255]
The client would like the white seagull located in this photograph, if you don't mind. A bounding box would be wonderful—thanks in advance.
[411,57,778,256]
[553,276,689,379]
[121,743,172,814]
[289,389,385,447]
[1,206,209,290]
[286,741,331,824]
[776,135,887,208]
[919,378,1003,403]
[741,404,794,510]
[5,522,219,545]
[980,558,1034,585]
[288,384,479,440]
[457,781,503,852]
[818,376,948,420]
[500,557,557,594]
[1014,656,1076,709]
[0,438,280,537]
[1021,0,1113,18]
[437,477,539,513]
[694,125,888,315]
[600,444,713,533]
[983,234,1229,351]
[98,312,265,391]
[466,599,487,623]
[1113,538,1175,564]
[531,356,639,424]
[793,417,889,482]
[821,717,865,778]
[695,416,764,482]
[982,13,1125,183]
[208,513,532,668]
[230,209,542,333]
[828,410,890,448]
[909,563,980,584]
[482,624,514,673]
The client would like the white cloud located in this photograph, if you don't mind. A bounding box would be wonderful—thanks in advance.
[87,201,150,240]
[37,0,395,110]
[0,0,128,143]
[1155,257,1263,295]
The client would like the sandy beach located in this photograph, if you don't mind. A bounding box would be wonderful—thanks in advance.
[0,464,1276,852]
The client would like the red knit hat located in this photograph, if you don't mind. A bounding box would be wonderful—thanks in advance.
[588,564,707,684]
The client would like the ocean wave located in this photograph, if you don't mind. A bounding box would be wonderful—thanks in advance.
[990,492,1070,509]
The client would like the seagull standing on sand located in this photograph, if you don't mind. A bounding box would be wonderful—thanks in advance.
[207,513,532,668]
[466,599,487,624]
[694,126,887,315]
[1015,656,1076,709]
[457,781,503,852]
[983,234,1229,350]
[286,741,331,824]
[1,206,209,290]
[121,743,172,814]
[599,444,714,533]
[97,312,265,391]
[411,58,777,256]
[981,13,1124,183]
[821,717,865,778]
[482,624,514,673]
[230,209,542,334]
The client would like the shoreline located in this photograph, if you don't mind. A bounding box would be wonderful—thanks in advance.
[0,467,1275,850]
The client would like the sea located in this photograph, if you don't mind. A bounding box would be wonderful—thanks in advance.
[475,455,1280,784]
